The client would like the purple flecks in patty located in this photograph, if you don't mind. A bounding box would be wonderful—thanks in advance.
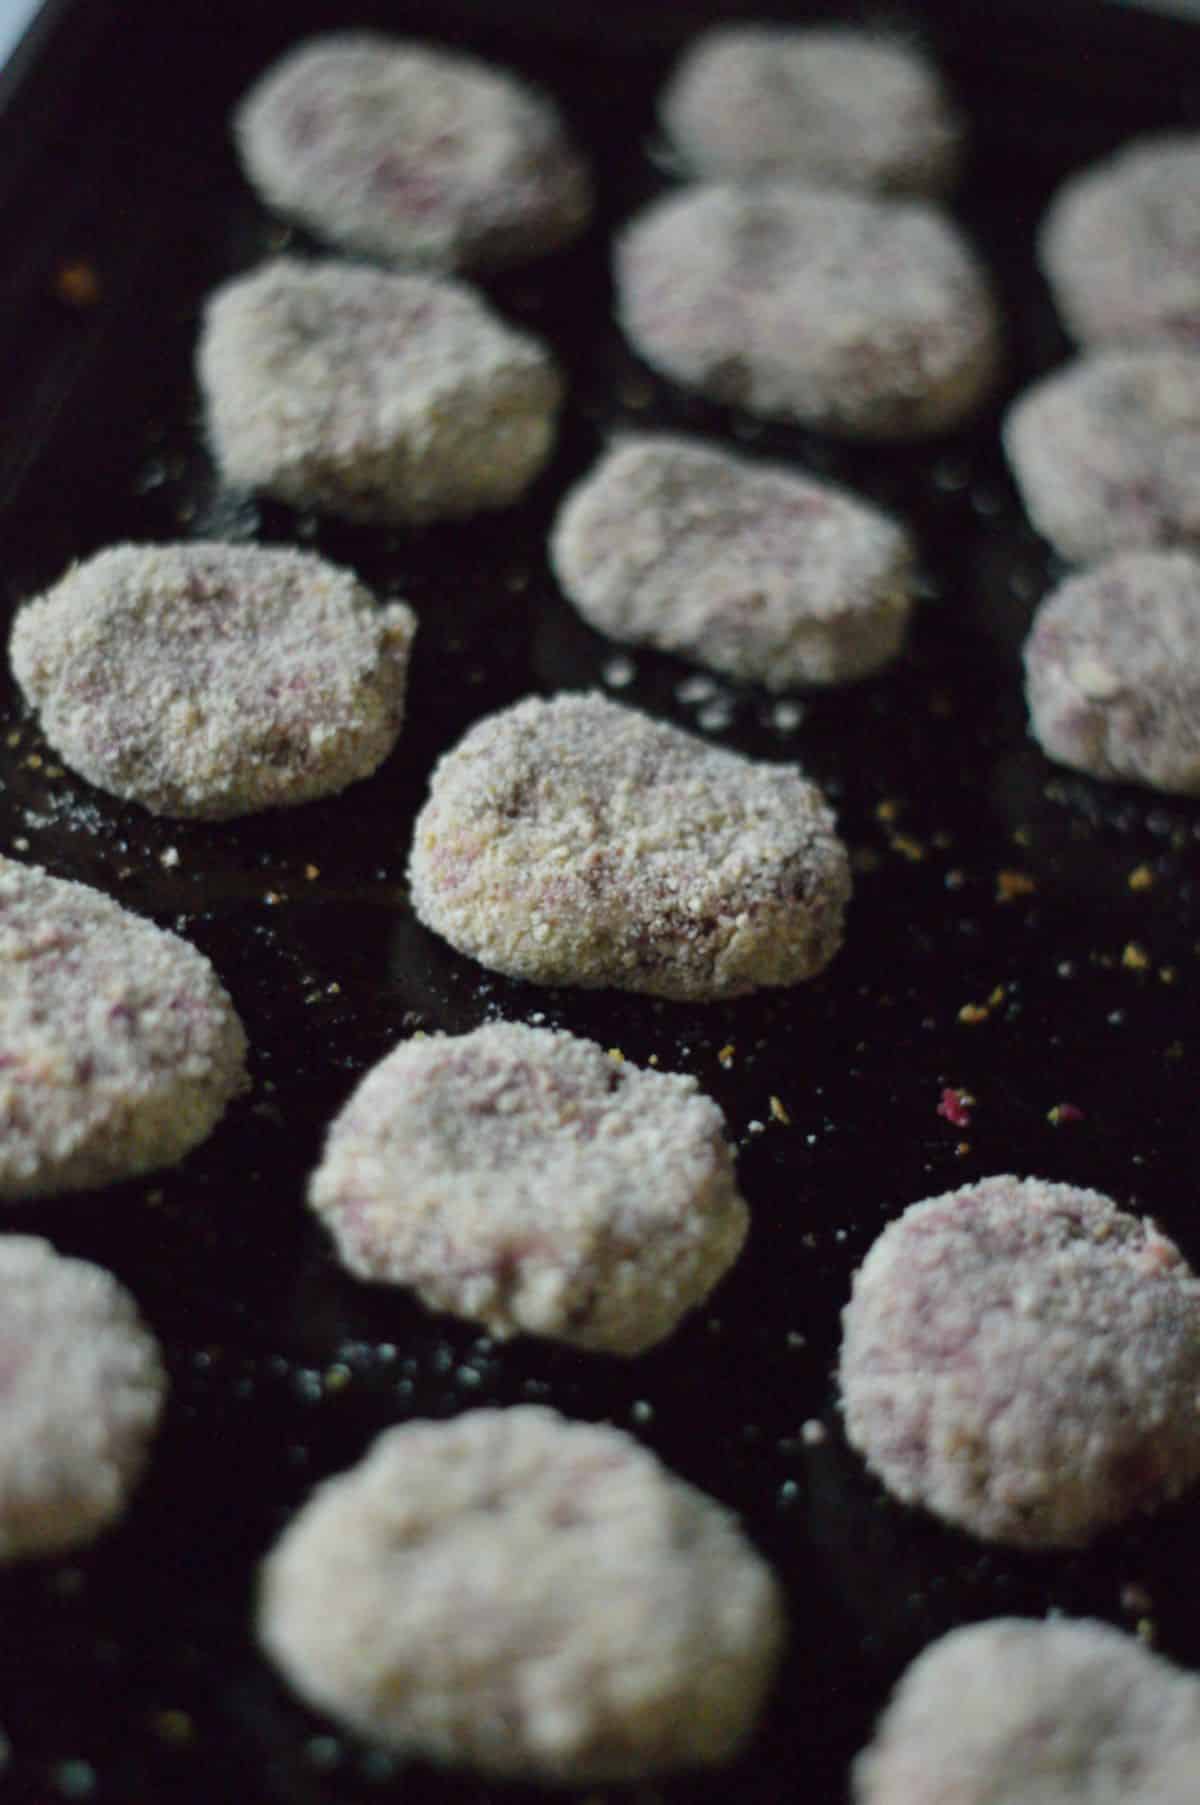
[839,1175,1200,1548]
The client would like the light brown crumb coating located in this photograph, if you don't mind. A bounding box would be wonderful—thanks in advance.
[840,1175,1200,1548]
[407,692,851,1001]
[0,1237,166,1560]
[550,433,915,688]
[258,1406,786,1782]
[197,258,562,525]
[854,1618,1200,1805]
[10,542,415,819]
[0,858,248,1198]
[234,33,591,273]
[308,1021,748,1352]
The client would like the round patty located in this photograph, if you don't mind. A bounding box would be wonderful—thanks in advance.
[198,258,563,525]
[839,1175,1200,1548]
[10,541,416,819]
[660,25,962,195]
[614,182,1000,439]
[257,1406,785,1782]
[1039,133,1200,350]
[1023,550,1200,794]
[407,691,851,1002]
[0,1237,166,1560]
[308,1021,747,1353]
[1003,348,1200,562]
[233,32,591,272]
[854,1617,1200,1805]
[550,432,916,688]
[0,858,248,1198]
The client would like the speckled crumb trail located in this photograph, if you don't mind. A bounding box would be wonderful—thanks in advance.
[10,541,416,819]
[615,182,1000,439]
[854,1618,1200,1804]
[258,1406,786,1783]
[550,433,916,689]
[198,258,563,525]
[1024,549,1200,794]
[0,1237,166,1560]
[408,691,851,1001]
[1003,348,1200,562]
[840,1175,1200,1547]
[234,32,592,272]
[1040,133,1200,350]
[0,857,248,1198]
[308,1020,748,1353]
[661,25,962,195]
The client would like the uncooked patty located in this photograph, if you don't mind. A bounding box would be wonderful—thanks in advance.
[257,1405,785,1782]
[0,1237,167,1560]
[614,183,1000,439]
[1003,348,1200,562]
[197,258,562,524]
[234,33,591,272]
[308,1021,748,1353]
[0,858,248,1198]
[10,541,415,819]
[1039,133,1200,350]
[660,25,962,195]
[549,433,916,688]
[839,1175,1200,1548]
[853,1617,1200,1805]
[1023,550,1200,794]
[407,691,851,1002]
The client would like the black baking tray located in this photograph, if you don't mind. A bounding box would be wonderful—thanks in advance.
[4,2,1200,1801]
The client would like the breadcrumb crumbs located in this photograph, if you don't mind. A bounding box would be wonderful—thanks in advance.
[769,1095,791,1125]
[1123,941,1150,970]
[937,1087,974,1126]
[958,1002,989,1025]
[1129,864,1155,891]
[1047,1102,1086,1125]
[996,869,1036,902]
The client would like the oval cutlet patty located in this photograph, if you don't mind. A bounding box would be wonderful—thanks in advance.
[614,182,1000,439]
[660,24,962,196]
[0,1237,167,1561]
[550,433,916,688]
[1039,133,1200,351]
[197,258,563,525]
[1023,550,1200,794]
[407,692,851,1002]
[234,32,592,273]
[853,1617,1200,1805]
[839,1175,1200,1548]
[9,541,416,819]
[257,1406,786,1782]
[308,1021,748,1354]
[1003,348,1200,562]
[0,859,248,1199]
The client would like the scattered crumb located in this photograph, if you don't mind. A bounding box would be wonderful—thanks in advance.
[305,864,320,880]
[876,799,899,823]
[769,1094,791,1125]
[160,847,180,869]
[1047,1102,1086,1126]
[1160,966,1177,985]
[1121,1582,1153,1616]
[996,869,1036,902]
[1128,864,1154,891]
[152,1709,195,1747]
[937,1087,974,1127]
[890,833,925,862]
[1122,941,1150,971]
[717,1044,736,1068]
[801,1419,827,1446]
[54,260,102,307]
[957,1002,989,1025]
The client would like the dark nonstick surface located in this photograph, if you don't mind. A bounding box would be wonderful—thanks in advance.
[3,2,1200,1801]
